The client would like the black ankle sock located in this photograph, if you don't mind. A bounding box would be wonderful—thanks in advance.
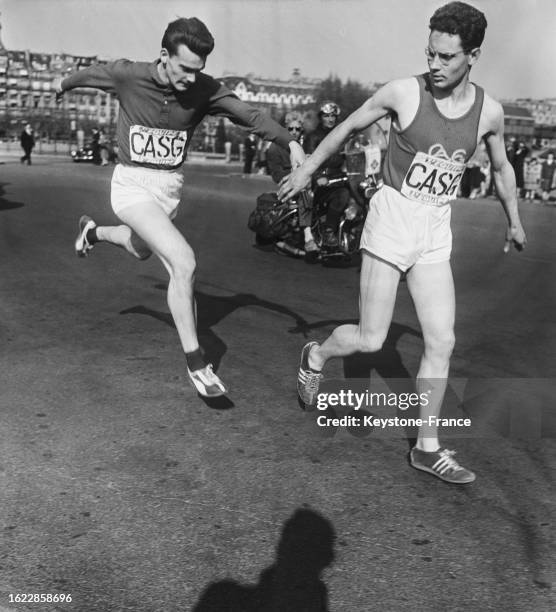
[86,227,99,244]
[185,348,206,372]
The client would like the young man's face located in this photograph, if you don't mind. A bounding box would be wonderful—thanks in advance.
[160,43,205,92]
[426,31,479,90]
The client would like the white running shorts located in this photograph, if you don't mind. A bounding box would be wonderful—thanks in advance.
[110,164,184,220]
[360,184,452,271]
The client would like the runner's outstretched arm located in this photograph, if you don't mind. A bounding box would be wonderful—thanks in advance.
[277,81,401,200]
[208,94,305,168]
[52,61,123,97]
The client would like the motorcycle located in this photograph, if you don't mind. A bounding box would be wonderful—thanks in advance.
[311,173,377,259]
[247,140,382,261]
[248,191,306,255]
[310,140,382,260]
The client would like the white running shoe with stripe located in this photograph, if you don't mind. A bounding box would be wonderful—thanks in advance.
[410,448,476,484]
[75,215,97,257]
[187,364,227,397]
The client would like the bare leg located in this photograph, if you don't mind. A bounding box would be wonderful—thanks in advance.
[406,261,455,452]
[309,251,401,370]
[116,202,199,353]
[94,224,152,259]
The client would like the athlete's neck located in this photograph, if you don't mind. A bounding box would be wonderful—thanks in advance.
[156,61,170,85]
[430,73,476,119]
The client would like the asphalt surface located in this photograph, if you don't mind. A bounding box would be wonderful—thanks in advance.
[1,154,555,612]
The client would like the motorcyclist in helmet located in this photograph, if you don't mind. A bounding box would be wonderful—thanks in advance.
[304,101,351,248]
[266,111,319,258]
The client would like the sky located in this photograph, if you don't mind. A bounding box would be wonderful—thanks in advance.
[1,0,555,100]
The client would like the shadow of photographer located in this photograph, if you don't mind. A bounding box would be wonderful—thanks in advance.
[192,507,335,612]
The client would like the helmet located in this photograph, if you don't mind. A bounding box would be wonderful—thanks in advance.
[319,101,340,116]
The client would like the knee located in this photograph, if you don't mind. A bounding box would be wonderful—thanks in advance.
[168,248,196,284]
[425,331,455,360]
[357,329,387,354]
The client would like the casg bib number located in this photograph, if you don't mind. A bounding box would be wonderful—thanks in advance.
[129,125,188,166]
[401,151,465,206]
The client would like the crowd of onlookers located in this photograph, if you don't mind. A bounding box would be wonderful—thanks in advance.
[460,137,556,202]
[242,126,556,205]
[521,154,556,204]
[17,115,556,206]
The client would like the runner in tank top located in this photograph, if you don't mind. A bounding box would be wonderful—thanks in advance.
[279,1,526,484]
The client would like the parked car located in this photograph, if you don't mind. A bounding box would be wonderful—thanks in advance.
[71,141,118,164]
[71,143,95,163]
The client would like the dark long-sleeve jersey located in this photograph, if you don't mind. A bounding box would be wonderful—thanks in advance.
[61,59,294,170]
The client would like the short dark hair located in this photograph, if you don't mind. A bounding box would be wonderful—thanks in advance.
[429,2,487,51]
[161,17,215,58]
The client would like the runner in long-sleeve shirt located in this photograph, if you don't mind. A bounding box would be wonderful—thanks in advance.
[55,17,305,398]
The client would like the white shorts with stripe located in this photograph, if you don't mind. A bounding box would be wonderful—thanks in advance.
[360,184,452,272]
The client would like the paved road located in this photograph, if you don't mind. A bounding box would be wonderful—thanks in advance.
[1,156,555,611]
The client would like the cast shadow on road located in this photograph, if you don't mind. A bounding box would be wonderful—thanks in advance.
[192,506,336,612]
[0,182,24,210]
[120,288,310,409]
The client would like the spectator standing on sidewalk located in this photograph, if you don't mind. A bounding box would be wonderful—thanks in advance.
[541,152,556,202]
[523,157,541,201]
[20,123,35,165]
[243,133,257,174]
[512,140,529,198]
